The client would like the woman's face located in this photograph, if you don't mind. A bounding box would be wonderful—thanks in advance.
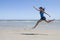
[40,8,44,11]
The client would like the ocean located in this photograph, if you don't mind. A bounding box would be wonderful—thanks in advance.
[0,20,60,30]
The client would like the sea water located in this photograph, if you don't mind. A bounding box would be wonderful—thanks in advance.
[0,20,60,30]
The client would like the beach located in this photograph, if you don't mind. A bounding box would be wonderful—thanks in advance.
[0,29,60,40]
[0,20,60,40]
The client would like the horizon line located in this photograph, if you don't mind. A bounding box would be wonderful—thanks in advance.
[0,19,60,21]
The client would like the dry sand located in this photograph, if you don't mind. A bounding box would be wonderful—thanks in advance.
[0,29,60,40]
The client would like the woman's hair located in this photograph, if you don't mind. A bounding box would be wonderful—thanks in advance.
[39,7,45,11]
[39,7,43,9]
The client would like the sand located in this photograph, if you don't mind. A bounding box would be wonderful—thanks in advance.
[0,29,60,40]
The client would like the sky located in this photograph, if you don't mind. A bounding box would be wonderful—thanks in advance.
[0,0,60,20]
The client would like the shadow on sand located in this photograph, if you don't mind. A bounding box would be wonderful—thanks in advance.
[20,33,48,35]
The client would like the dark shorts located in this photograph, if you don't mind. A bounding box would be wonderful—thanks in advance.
[41,17,46,20]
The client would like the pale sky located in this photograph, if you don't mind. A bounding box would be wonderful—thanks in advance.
[0,0,60,20]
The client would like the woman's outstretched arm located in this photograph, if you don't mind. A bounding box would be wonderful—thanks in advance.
[33,6,40,11]
[44,12,51,17]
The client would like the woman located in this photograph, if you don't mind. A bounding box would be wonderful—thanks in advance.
[33,6,55,29]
